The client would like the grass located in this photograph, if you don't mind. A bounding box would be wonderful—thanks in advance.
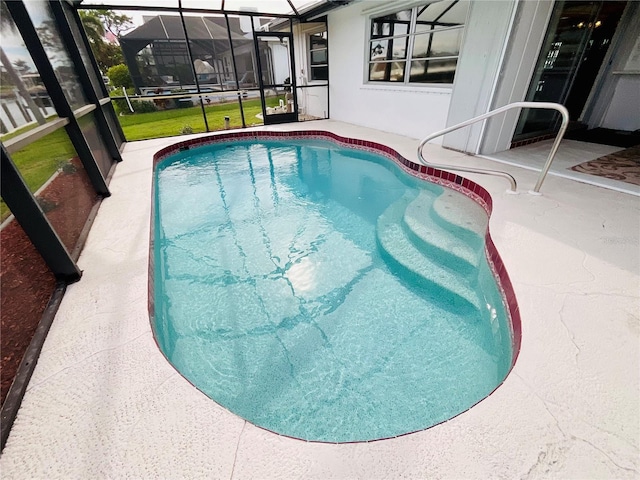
[117,97,284,141]
[0,114,60,142]
[1,128,77,221]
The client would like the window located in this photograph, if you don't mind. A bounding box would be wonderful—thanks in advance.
[368,0,469,84]
[309,31,328,81]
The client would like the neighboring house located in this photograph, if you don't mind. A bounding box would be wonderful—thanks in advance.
[120,15,257,93]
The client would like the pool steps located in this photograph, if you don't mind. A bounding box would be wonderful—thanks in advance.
[376,190,488,313]
[430,190,489,239]
[402,191,481,277]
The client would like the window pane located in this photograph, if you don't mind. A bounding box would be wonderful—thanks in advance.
[371,10,411,38]
[0,3,58,134]
[373,10,412,23]
[437,0,469,24]
[369,61,405,82]
[416,0,469,30]
[371,21,409,38]
[78,112,114,177]
[311,49,327,65]
[8,128,100,253]
[369,38,408,61]
[371,21,390,38]
[23,0,89,109]
[409,58,458,83]
[310,65,328,81]
[310,32,327,50]
[412,28,463,58]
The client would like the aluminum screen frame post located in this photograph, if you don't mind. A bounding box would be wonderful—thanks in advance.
[1,144,82,282]
[49,0,123,164]
[5,0,111,197]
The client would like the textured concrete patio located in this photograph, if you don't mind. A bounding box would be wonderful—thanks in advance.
[1,120,638,479]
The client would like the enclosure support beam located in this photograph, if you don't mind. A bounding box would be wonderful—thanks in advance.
[179,1,210,133]
[225,13,246,128]
[49,0,123,163]
[6,0,110,197]
[1,145,82,282]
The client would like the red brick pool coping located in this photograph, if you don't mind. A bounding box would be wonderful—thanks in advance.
[149,130,522,444]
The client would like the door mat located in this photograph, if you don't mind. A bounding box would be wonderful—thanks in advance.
[570,145,640,186]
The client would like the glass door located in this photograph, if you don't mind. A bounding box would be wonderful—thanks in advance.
[513,1,626,140]
[254,33,298,125]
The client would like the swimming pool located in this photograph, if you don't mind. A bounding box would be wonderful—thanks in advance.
[151,131,520,443]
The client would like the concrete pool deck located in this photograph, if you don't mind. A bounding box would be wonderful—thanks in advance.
[1,120,638,479]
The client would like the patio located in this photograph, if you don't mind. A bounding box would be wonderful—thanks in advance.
[1,120,638,479]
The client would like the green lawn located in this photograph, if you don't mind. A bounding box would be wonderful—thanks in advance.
[0,114,59,142]
[1,128,76,220]
[118,98,269,141]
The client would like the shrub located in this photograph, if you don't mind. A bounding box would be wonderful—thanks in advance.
[109,89,157,115]
[107,64,134,89]
[130,100,158,113]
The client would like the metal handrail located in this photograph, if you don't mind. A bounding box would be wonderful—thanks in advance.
[417,101,570,194]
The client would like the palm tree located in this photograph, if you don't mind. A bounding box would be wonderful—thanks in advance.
[0,2,46,125]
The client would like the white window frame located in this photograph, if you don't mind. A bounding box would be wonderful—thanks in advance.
[365,0,469,86]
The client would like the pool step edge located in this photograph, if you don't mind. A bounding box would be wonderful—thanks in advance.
[376,200,481,313]
[402,191,481,276]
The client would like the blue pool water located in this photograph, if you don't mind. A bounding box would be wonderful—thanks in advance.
[153,139,513,442]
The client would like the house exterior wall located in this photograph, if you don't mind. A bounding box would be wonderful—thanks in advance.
[442,0,518,153]
[325,0,635,152]
[478,0,554,154]
[327,1,453,143]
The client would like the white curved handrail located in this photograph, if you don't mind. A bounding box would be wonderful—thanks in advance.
[417,102,570,194]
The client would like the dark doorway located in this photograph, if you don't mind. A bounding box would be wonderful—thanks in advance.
[513,1,627,141]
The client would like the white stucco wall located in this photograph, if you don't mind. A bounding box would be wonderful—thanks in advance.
[327,2,453,143]
[602,76,640,131]
[479,0,554,154]
[443,0,517,153]
[297,85,328,118]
